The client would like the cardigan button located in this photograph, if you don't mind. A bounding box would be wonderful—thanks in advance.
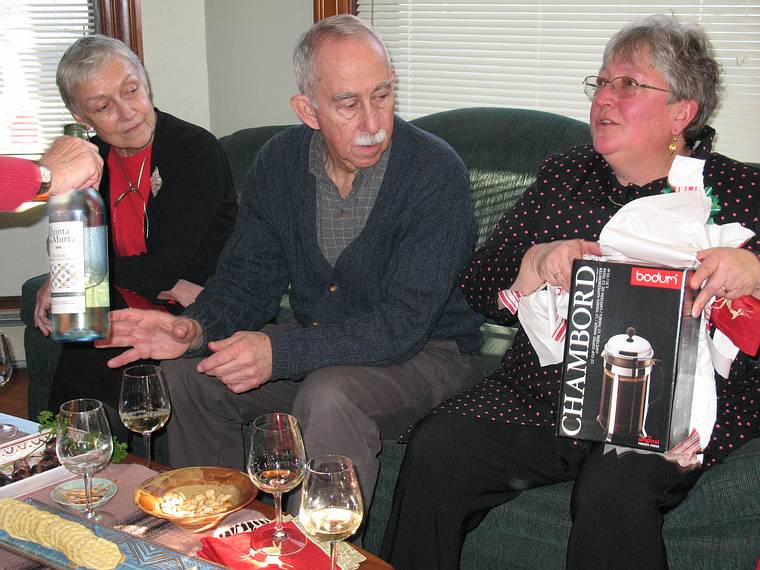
[328,283,338,293]
[312,320,320,327]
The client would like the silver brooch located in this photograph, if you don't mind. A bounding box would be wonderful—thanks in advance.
[150,166,162,197]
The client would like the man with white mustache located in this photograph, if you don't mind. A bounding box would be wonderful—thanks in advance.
[98,15,482,517]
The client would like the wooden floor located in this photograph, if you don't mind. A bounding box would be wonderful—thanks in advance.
[0,367,29,419]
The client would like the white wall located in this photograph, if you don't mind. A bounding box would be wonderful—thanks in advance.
[0,1,311,297]
[0,207,49,297]
[142,0,210,130]
[205,0,312,136]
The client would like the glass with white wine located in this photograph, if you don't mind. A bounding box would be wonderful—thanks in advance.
[118,364,170,469]
[247,412,307,556]
[299,454,363,570]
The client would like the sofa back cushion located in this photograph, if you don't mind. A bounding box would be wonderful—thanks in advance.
[218,107,592,246]
[411,107,591,246]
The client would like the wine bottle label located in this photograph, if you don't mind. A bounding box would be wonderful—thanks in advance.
[49,220,87,314]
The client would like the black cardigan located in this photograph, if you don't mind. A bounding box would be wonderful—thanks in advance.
[94,109,238,307]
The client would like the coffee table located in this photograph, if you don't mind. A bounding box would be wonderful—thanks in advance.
[124,454,393,569]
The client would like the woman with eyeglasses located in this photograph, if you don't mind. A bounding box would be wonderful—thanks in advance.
[381,15,759,570]
[34,35,237,434]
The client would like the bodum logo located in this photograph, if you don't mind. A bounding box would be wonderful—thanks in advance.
[630,267,683,290]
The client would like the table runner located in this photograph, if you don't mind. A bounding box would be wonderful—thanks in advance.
[0,462,365,569]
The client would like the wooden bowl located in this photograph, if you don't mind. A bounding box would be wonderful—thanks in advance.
[134,466,257,532]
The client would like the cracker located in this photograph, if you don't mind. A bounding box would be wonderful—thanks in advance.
[0,499,124,570]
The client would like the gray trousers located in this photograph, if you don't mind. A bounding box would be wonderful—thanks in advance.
[161,338,481,513]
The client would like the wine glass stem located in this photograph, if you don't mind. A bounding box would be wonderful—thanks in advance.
[143,432,151,470]
[329,540,338,570]
[82,471,95,519]
[272,491,286,541]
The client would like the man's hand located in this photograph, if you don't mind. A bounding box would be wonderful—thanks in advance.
[512,239,602,293]
[157,279,204,308]
[40,136,103,196]
[690,248,760,316]
[34,277,53,336]
[95,308,204,367]
[197,331,273,393]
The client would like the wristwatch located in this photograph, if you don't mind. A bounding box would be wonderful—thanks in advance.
[35,162,52,195]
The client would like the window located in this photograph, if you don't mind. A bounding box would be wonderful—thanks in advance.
[0,0,141,158]
[357,1,760,162]
[0,1,95,157]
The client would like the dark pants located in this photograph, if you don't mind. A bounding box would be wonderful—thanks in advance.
[161,338,481,516]
[380,412,700,570]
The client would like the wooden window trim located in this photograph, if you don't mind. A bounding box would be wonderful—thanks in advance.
[314,0,356,21]
[96,0,144,61]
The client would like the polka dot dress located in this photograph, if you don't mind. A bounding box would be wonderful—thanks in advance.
[440,126,760,470]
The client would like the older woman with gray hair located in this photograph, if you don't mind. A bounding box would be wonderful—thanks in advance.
[34,35,237,436]
[381,15,760,570]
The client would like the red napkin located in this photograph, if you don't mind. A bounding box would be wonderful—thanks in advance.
[710,294,760,357]
[196,521,341,569]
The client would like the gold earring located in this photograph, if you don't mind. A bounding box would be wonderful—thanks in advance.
[668,136,678,154]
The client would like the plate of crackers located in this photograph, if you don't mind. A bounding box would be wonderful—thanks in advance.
[51,477,117,512]
[0,497,224,569]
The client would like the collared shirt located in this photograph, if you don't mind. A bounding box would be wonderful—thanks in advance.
[309,131,390,266]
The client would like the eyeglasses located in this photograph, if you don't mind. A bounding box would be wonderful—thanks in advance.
[582,75,672,100]
[112,184,150,255]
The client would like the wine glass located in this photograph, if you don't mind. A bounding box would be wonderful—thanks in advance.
[0,332,19,441]
[299,454,364,570]
[56,399,113,522]
[246,412,307,556]
[118,364,171,469]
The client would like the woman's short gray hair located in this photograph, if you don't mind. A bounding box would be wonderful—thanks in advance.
[293,14,391,102]
[57,34,151,114]
[603,14,721,145]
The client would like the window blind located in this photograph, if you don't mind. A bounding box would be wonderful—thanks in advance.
[0,0,95,157]
[357,1,760,163]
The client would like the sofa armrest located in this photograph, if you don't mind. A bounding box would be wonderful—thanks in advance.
[480,321,515,377]
[21,273,48,327]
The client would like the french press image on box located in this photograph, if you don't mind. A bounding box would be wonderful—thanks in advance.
[598,326,658,444]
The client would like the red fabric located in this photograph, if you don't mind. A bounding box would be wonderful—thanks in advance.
[108,146,152,257]
[196,521,340,569]
[710,295,760,357]
[0,156,41,211]
[108,146,165,311]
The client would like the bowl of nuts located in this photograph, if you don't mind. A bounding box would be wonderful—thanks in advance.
[133,466,257,532]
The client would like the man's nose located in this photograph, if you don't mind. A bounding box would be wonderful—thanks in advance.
[360,103,380,133]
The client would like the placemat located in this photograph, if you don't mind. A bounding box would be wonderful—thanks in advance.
[0,463,365,569]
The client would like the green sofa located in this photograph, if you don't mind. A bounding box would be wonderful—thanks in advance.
[20,107,760,568]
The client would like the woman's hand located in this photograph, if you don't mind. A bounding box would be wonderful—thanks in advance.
[513,239,602,293]
[690,247,760,316]
[157,279,204,307]
[33,277,53,336]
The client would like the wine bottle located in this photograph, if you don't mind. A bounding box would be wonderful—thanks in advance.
[48,124,110,341]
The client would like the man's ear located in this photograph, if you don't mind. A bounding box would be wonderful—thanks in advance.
[290,94,320,130]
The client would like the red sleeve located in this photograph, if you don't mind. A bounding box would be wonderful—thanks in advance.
[0,157,41,211]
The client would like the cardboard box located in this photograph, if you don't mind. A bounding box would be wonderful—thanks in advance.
[556,260,700,452]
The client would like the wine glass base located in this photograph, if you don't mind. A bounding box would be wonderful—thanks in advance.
[250,525,307,557]
[82,509,115,527]
[0,424,18,441]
